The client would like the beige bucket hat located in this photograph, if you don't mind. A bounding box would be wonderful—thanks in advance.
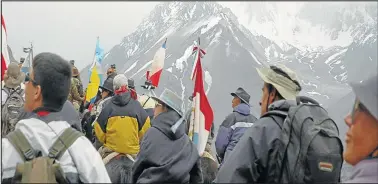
[256,64,301,100]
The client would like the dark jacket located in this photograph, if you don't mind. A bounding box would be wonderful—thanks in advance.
[215,103,257,161]
[132,110,203,184]
[214,100,295,183]
[17,100,82,132]
[107,72,117,80]
[144,108,154,122]
[93,92,151,155]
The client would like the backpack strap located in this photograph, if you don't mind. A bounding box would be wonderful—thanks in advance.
[48,128,83,160]
[6,129,36,161]
[261,110,288,129]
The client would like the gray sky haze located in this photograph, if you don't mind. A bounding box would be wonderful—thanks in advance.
[2,2,160,70]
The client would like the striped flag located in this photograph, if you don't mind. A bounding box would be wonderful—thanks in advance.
[1,15,9,81]
[86,37,104,111]
[189,39,214,155]
[146,38,167,87]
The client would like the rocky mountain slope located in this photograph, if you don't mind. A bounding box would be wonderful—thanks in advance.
[80,0,375,141]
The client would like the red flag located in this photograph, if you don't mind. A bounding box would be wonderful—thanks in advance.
[146,39,167,87]
[1,15,9,81]
[190,42,214,155]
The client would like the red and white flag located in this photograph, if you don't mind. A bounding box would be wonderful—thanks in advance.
[189,39,214,155]
[1,15,9,81]
[146,38,167,87]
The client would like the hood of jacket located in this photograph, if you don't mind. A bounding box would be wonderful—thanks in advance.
[233,103,251,116]
[267,99,297,112]
[111,92,132,107]
[152,110,185,140]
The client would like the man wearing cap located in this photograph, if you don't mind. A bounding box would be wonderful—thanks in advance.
[128,78,138,100]
[132,88,202,183]
[106,64,118,80]
[94,74,151,160]
[215,87,257,164]
[83,77,115,145]
[68,67,84,112]
[343,75,378,183]
[215,64,302,182]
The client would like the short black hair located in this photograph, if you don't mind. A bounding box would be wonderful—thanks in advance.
[32,52,72,111]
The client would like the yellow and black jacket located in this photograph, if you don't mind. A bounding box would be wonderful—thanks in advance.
[94,92,151,155]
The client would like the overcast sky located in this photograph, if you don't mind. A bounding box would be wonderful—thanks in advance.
[2,1,244,70]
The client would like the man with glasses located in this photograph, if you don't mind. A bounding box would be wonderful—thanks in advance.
[343,75,378,183]
[1,52,111,183]
[215,64,302,182]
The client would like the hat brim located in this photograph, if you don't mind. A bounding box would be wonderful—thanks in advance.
[99,86,113,93]
[151,96,183,117]
[350,82,378,120]
[231,92,250,106]
[256,67,297,100]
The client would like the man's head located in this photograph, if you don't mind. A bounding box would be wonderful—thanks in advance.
[231,87,250,108]
[152,89,183,118]
[19,58,25,68]
[24,53,72,112]
[344,75,378,166]
[113,74,128,94]
[107,64,116,76]
[100,77,114,99]
[72,66,79,78]
[257,64,302,115]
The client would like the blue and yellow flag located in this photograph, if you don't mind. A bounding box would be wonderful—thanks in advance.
[86,37,104,105]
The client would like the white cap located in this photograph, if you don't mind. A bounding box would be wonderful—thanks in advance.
[113,74,128,91]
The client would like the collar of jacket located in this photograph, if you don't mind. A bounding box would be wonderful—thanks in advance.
[233,103,251,116]
[112,92,132,106]
[267,99,297,112]
[32,106,60,117]
[153,110,184,140]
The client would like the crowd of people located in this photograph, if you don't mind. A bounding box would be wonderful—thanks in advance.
[1,52,377,183]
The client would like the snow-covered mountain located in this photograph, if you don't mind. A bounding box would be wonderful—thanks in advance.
[80,1,375,139]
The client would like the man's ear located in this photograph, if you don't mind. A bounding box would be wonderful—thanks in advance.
[34,85,42,101]
[269,88,277,104]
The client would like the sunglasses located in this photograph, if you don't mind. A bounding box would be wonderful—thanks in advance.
[351,99,369,123]
[24,73,38,86]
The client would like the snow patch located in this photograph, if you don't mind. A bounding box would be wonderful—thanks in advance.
[103,52,110,59]
[265,46,271,61]
[225,41,231,57]
[166,67,173,73]
[201,16,222,34]
[189,4,196,19]
[175,45,194,72]
[204,70,212,95]
[124,61,139,74]
[209,29,223,46]
[249,51,262,65]
[324,49,348,65]
[131,60,153,78]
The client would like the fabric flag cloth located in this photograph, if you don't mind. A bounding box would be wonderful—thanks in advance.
[146,38,167,87]
[188,41,214,156]
[1,15,9,81]
[20,47,32,74]
[86,37,104,111]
